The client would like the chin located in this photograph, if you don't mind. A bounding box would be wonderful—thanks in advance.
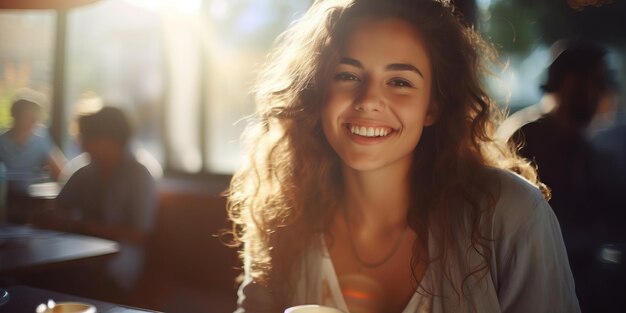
[340,157,387,173]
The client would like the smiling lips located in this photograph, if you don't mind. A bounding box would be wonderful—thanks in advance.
[348,123,394,137]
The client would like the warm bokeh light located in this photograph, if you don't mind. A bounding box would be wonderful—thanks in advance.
[338,273,385,313]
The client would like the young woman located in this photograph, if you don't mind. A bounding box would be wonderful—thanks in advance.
[227,0,580,312]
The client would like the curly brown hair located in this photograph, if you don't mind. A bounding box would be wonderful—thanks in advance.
[227,0,545,306]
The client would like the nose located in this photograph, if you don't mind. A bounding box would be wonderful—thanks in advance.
[353,80,384,112]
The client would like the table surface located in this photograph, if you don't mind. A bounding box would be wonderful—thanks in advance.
[0,225,119,273]
[0,285,160,313]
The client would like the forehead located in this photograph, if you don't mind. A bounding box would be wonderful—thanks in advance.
[16,105,40,116]
[340,18,432,72]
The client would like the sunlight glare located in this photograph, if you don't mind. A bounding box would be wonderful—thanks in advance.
[209,0,230,20]
[126,0,202,15]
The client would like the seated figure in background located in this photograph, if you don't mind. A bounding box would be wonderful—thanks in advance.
[54,106,157,296]
[0,95,64,196]
[0,93,66,222]
[57,106,156,244]
[58,91,163,185]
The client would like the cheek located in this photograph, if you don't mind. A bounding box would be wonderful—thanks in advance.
[321,98,340,131]
[398,98,430,122]
[321,105,336,144]
[320,99,346,154]
[398,105,431,141]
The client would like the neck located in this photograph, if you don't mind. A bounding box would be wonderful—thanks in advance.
[95,152,125,181]
[9,127,32,145]
[342,162,411,230]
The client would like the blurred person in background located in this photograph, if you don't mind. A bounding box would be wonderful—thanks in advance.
[499,40,622,312]
[56,106,156,244]
[58,92,163,185]
[497,40,617,141]
[587,75,626,312]
[0,91,66,223]
[0,93,65,196]
[39,106,157,301]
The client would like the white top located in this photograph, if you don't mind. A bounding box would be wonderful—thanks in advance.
[313,238,432,313]
[0,128,54,193]
[235,169,581,313]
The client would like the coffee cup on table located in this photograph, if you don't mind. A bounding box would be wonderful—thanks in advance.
[284,304,344,313]
[36,301,96,313]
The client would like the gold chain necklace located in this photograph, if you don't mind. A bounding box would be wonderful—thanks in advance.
[344,211,408,270]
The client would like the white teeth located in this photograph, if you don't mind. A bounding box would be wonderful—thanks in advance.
[349,124,392,137]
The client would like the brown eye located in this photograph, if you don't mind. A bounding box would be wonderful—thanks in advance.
[334,72,360,82]
[388,78,414,88]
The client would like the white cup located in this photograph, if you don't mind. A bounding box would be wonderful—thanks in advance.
[284,304,344,313]
[39,302,96,313]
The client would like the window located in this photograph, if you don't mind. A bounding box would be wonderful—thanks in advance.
[0,11,55,129]
[65,0,165,164]
[63,0,312,174]
[190,0,312,173]
[1,0,313,176]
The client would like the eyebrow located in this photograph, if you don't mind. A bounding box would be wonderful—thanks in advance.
[386,63,424,78]
[339,57,424,78]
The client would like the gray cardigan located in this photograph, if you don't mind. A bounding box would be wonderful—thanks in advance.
[236,169,581,313]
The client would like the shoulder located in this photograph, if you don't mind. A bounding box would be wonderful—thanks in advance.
[0,131,12,147]
[491,168,544,208]
[58,163,94,201]
[66,163,96,183]
[125,156,154,180]
[483,168,549,235]
[0,131,9,151]
[22,130,54,155]
[479,171,580,313]
[118,155,155,190]
[31,128,53,144]
[497,104,545,141]
[517,116,555,138]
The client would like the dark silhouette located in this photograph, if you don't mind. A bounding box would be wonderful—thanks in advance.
[35,106,157,302]
[504,40,623,312]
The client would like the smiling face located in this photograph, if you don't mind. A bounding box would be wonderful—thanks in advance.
[321,18,437,173]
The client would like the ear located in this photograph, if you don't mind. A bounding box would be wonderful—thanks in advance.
[424,100,439,126]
